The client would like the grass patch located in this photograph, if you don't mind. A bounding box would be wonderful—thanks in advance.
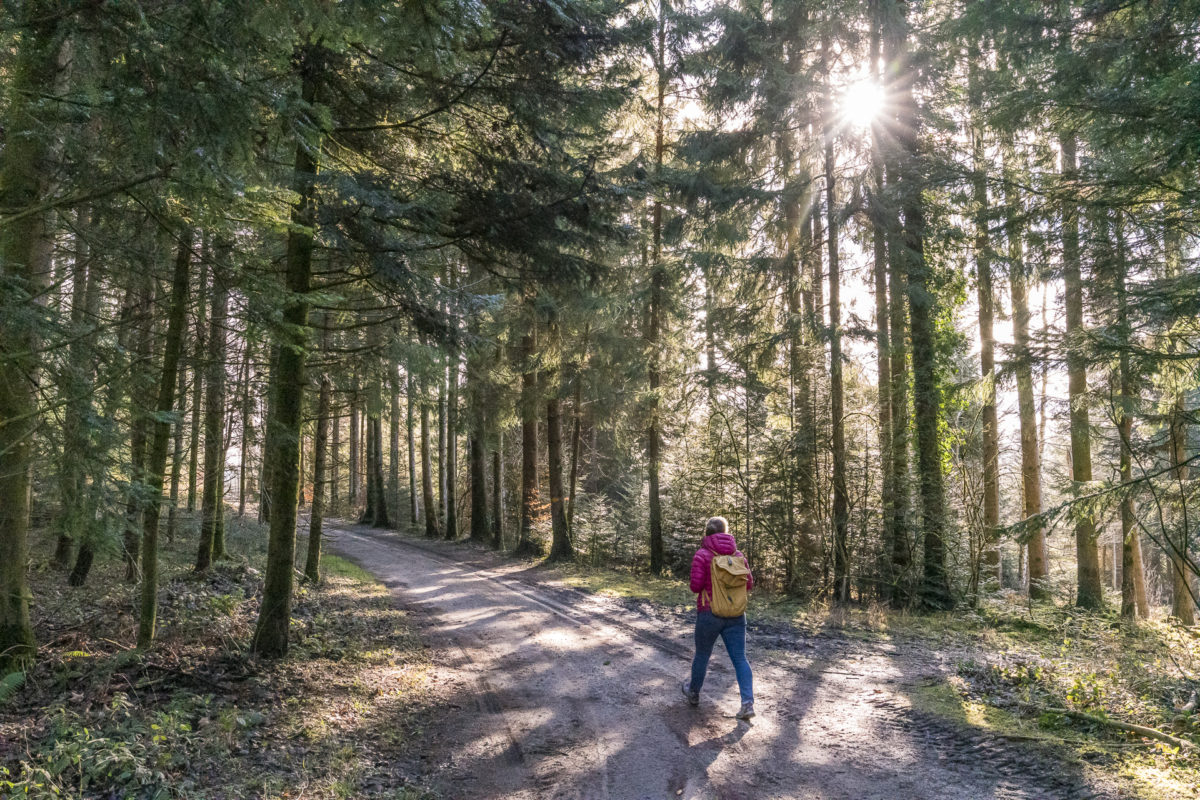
[551,563,694,608]
[322,553,377,583]
[1,511,438,799]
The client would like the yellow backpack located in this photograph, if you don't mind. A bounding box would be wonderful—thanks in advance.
[705,554,750,617]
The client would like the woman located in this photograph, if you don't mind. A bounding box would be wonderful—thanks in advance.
[681,516,755,720]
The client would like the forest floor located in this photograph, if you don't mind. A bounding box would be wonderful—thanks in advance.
[3,516,1198,799]
[2,515,440,799]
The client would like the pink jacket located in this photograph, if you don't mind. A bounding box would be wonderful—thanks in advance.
[689,532,753,612]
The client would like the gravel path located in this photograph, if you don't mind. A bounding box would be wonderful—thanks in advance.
[326,521,1112,800]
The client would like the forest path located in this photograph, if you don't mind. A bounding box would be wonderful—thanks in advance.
[326,521,1109,800]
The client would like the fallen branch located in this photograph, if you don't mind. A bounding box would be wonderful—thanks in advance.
[1044,707,1197,751]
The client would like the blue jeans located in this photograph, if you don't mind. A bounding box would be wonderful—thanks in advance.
[688,610,753,704]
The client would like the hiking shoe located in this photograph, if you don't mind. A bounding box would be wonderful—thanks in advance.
[681,681,699,706]
[735,702,755,720]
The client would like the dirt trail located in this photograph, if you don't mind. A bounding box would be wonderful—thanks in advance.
[327,522,1111,800]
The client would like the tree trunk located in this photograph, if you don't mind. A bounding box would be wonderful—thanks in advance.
[468,326,490,541]
[421,386,441,538]
[188,258,209,512]
[1164,223,1196,624]
[307,324,332,583]
[238,336,254,517]
[470,431,489,542]
[251,45,322,658]
[823,33,850,603]
[1004,145,1049,600]
[167,327,188,543]
[1060,132,1103,610]
[196,257,229,572]
[330,387,341,514]
[646,1,668,575]
[515,329,542,557]
[370,416,389,527]
[137,231,193,648]
[444,348,459,539]
[407,370,419,525]
[567,374,583,535]
[389,365,401,522]
[438,363,448,529]
[0,5,61,665]
[547,391,573,562]
[124,276,156,583]
[887,1,950,609]
[54,205,98,567]
[968,37,1001,587]
[1113,224,1145,620]
[349,372,360,510]
[868,5,895,605]
[492,437,504,549]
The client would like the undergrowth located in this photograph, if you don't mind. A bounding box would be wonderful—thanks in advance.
[0,513,437,799]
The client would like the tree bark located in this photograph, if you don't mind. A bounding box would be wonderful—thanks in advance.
[137,231,193,648]
[330,384,340,514]
[968,35,1001,588]
[349,371,360,510]
[0,4,61,665]
[567,371,584,535]
[1060,132,1104,609]
[515,328,542,557]
[252,44,322,658]
[1004,146,1049,600]
[306,324,332,583]
[646,1,668,575]
[468,325,490,541]
[407,369,419,525]
[167,323,188,542]
[823,32,850,604]
[868,5,895,606]
[444,348,459,539]
[369,416,389,527]
[887,0,951,610]
[492,437,504,549]
[188,258,209,512]
[54,205,98,567]
[1113,223,1145,620]
[547,389,573,562]
[123,276,156,583]
[421,384,441,538]
[237,336,254,518]
[1164,223,1196,624]
[196,255,229,572]
[390,364,401,522]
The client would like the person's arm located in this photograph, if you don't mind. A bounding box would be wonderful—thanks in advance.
[690,551,707,594]
[743,554,754,592]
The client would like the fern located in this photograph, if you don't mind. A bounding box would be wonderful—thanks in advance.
[0,671,24,705]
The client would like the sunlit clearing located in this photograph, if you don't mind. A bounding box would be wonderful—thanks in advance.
[841,80,884,130]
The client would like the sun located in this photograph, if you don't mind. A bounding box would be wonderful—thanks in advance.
[841,79,884,130]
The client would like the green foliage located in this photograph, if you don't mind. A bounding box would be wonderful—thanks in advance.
[0,671,24,706]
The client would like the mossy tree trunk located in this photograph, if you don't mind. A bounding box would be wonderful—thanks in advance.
[251,44,323,659]
[0,3,63,668]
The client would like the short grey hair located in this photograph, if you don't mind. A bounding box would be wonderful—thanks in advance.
[705,516,728,536]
